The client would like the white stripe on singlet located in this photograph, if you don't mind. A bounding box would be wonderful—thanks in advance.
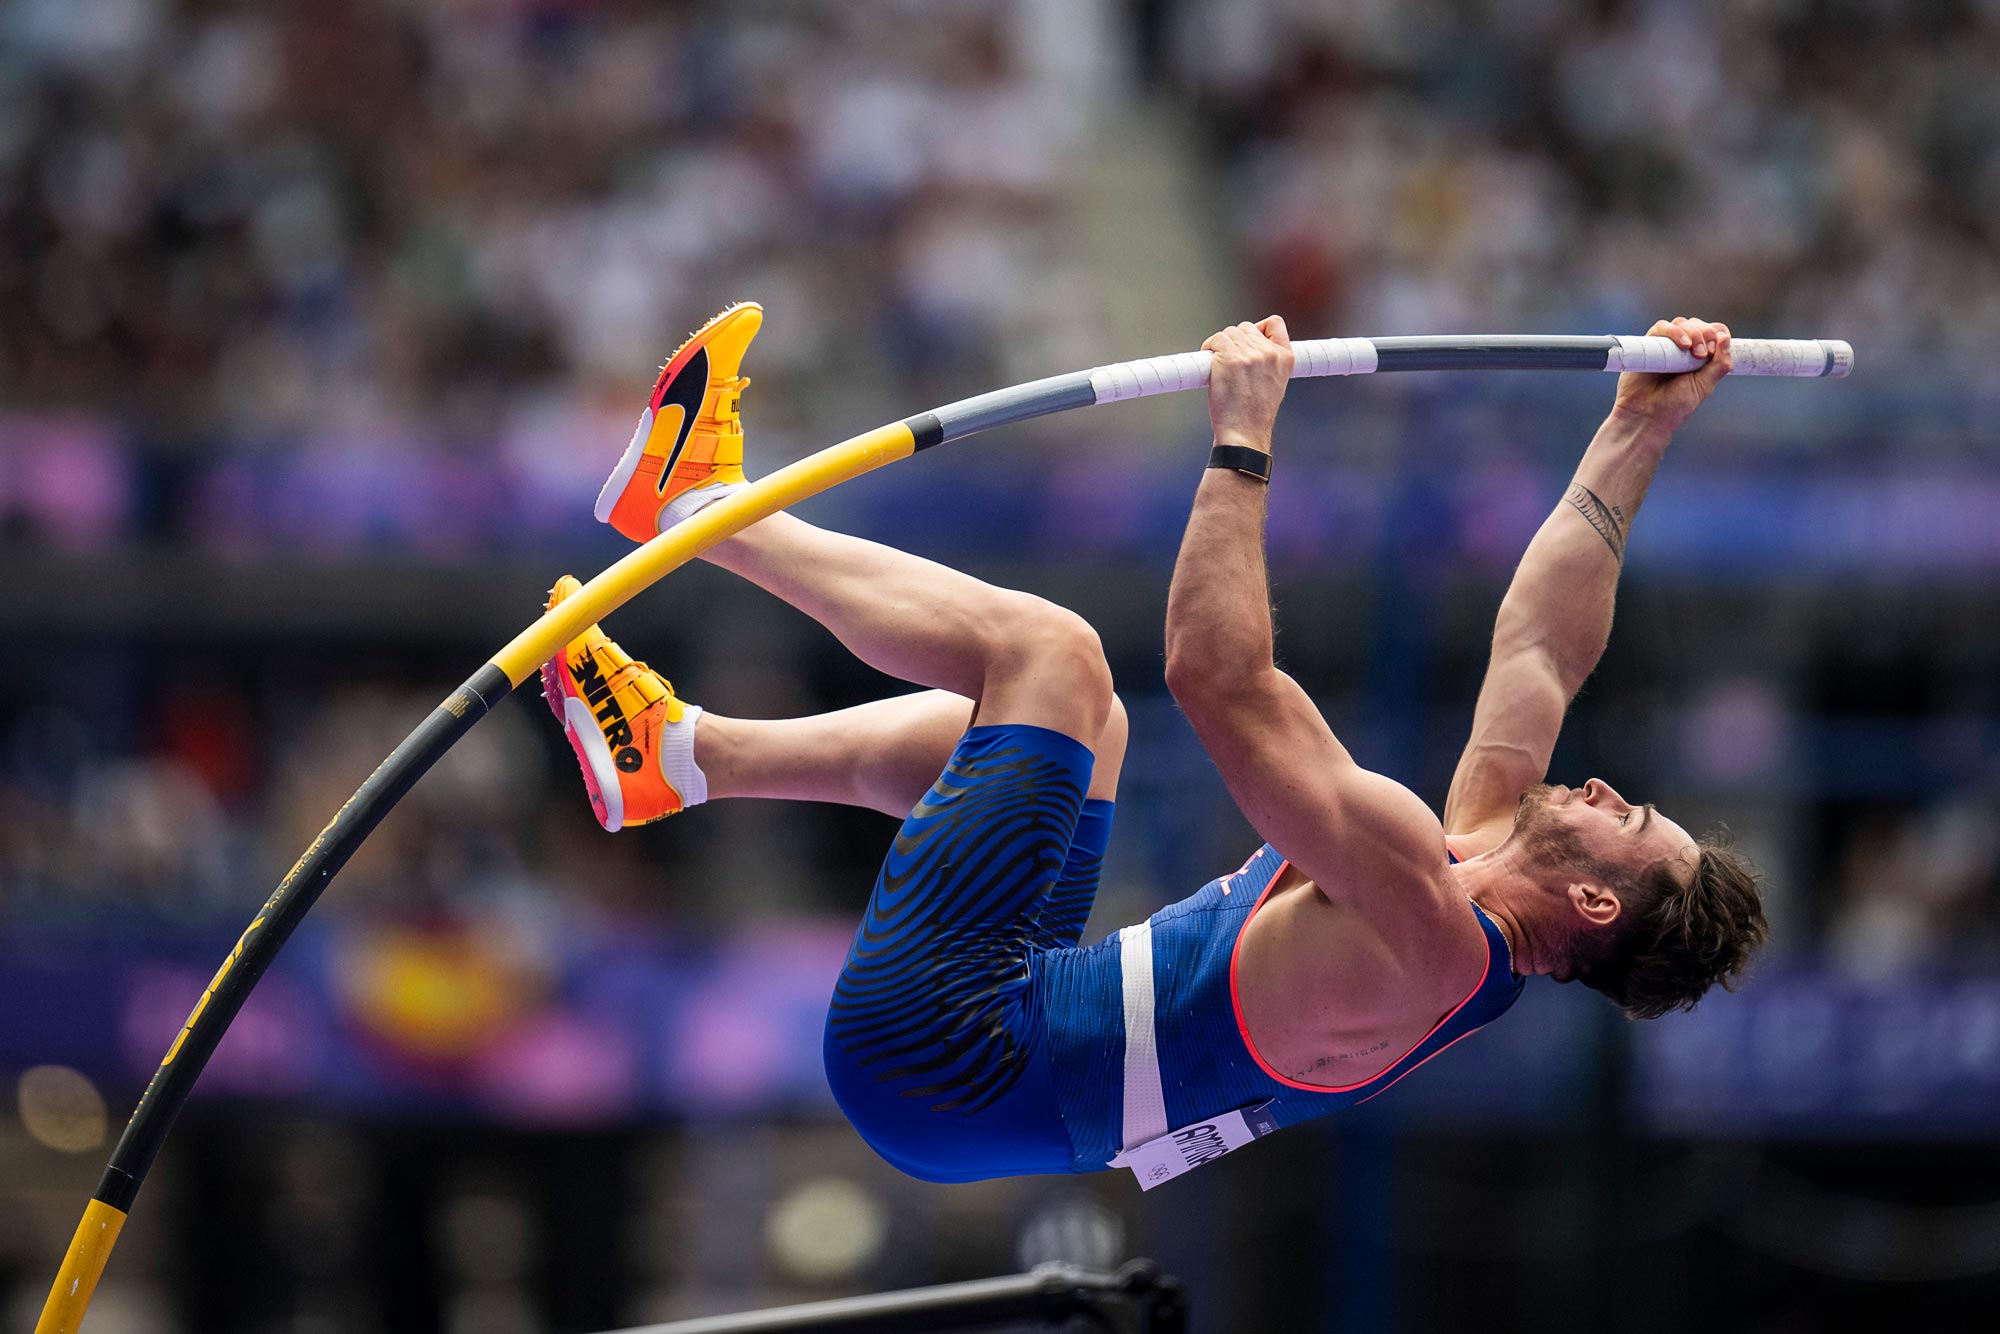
[1117,921,1168,1151]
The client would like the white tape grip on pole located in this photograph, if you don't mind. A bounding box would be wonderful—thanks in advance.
[1089,350,1214,404]
[1290,337,1378,379]
[1731,338,1853,378]
[1090,336,1382,404]
[1607,335,1701,374]
[1608,335,1853,378]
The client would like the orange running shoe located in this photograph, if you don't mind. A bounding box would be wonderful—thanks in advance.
[595,301,763,543]
[538,576,706,831]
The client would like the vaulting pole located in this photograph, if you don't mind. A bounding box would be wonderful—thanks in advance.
[37,330,1849,1331]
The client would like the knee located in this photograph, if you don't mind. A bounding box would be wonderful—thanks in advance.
[993,596,1113,719]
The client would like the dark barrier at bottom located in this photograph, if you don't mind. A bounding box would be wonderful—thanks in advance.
[597,1262,1188,1334]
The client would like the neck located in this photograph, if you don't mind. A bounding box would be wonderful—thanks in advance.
[1449,848,1556,978]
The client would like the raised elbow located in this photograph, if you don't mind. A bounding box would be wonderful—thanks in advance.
[1166,651,1268,714]
[1164,646,1214,702]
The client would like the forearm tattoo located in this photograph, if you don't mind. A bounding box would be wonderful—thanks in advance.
[1566,482,1628,561]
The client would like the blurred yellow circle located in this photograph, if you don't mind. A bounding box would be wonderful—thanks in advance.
[17,1065,109,1153]
[764,1176,887,1283]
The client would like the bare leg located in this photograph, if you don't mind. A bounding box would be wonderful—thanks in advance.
[701,512,1111,744]
[697,689,1128,817]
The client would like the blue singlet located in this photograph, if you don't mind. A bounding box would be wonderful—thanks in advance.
[821,724,1525,1183]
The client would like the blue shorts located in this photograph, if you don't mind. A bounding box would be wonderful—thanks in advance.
[822,723,1111,1182]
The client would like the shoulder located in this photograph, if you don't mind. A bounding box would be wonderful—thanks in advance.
[1298,770,1454,910]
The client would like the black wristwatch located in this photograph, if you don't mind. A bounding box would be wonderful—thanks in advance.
[1207,443,1272,481]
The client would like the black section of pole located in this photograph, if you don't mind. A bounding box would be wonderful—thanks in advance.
[903,411,944,451]
[1369,334,1615,371]
[90,662,514,1212]
[599,1263,1187,1334]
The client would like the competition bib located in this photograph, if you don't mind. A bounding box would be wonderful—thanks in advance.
[1109,1102,1279,1191]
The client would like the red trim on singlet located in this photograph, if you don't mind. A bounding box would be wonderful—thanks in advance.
[1227,858,1496,1095]
[1354,1022,1487,1106]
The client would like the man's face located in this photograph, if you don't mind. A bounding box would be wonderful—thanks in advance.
[1513,780,1698,888]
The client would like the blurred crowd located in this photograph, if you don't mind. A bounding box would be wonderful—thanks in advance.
[4,0,1997,447]
[0,0,1101,533]
[1161,0,2000,372]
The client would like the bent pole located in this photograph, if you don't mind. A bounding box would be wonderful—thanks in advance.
[37,329,1850,1332]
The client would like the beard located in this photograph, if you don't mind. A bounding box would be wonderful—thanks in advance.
[1513,783,1559,825]
[1509,785,1629,978]
[1510,784,1606,879]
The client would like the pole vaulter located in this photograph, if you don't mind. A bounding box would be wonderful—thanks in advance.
[37,330,1850,1333]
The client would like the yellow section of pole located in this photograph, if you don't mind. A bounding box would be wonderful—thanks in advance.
[35,1200,127,1334]
[33,420,917,1334]
[489,420,919,687]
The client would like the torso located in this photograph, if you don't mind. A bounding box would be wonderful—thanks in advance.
[1032,842,1525,1174]
[1232,860,1496,1087]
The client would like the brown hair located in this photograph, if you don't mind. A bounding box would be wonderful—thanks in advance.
[1567,831,1769,1020]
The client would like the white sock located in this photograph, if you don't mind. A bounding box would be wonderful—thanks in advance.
[658,480,749,533]
[661,703,708,806]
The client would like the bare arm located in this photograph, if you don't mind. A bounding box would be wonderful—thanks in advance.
[1166,319,1446,905]
[1444,316,1734,843]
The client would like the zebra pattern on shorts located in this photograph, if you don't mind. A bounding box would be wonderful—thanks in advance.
[826,732,1087,1115]
[1031,798,1112,952]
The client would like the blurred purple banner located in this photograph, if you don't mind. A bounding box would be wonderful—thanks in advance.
[10,921,2000,1137]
